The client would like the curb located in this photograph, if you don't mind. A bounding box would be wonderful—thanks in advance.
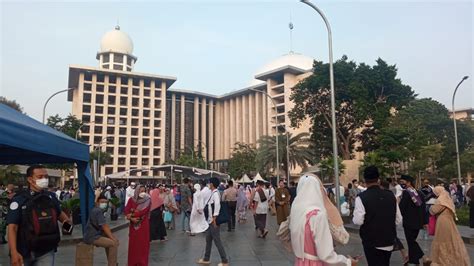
[59,222,129,246]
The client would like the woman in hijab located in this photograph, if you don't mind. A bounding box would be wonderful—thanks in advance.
[125,184,151,266]
[190,183,208,234]
[290,173,357,265]
[237,185,249,223]
[149,184,167,241]
[429,186,470,266]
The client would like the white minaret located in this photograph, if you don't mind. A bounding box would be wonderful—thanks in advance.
[96,25,137,72]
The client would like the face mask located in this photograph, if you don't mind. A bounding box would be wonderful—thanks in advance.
[99,203,108,210]
[36,178,49,189]
[139,192,147,198]
[400,184,407,189]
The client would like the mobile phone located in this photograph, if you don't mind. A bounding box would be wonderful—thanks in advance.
[62,222,73,233]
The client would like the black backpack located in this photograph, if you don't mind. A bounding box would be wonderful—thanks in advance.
[20,191,60,254]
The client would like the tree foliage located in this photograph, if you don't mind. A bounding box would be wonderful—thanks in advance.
[0,96,24,113]
[289,56,415,160]
[318,157,346,184]
[228,143,257,179]
[256,132,315,177]
[171,148,206,169]
[0,165,21,185]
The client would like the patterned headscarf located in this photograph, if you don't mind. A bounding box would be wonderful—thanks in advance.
[133,184,151,211]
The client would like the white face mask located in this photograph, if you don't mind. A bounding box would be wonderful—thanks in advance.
[36,178,49,189]
[99,203,108,210]
[139,192,147,198]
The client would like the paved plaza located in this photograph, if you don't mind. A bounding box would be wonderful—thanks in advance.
[1,212,473,266]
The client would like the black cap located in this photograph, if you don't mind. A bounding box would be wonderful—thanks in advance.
[400,175,415,183]
[209,177,220,188]
[363,165,380,181]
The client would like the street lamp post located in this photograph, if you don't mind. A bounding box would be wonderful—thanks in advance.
[249,88,289,184]
[300,0,341,210]
[93,137,109,185]
[42,88,75,124]
[452,76,469,186]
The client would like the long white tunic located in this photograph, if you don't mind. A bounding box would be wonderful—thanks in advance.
[190,190,209,234]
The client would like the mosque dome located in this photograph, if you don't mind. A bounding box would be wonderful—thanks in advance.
[99,25,134,55]
[248,52,314,86]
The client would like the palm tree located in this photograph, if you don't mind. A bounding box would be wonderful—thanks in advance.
[256,132,315,178]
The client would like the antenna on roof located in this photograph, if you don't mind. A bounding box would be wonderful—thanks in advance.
[115,18,120,30]
[289,13,294,54]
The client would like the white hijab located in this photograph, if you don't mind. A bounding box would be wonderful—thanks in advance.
[290,173,327,260]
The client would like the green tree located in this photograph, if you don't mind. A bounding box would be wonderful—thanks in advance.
[172,148,206,169]
[319,157,346,184]
[47,114,83,139]
[0,165,21,185]
[256,132,315,177]
[289,56,415,160]
[89,150,112,166]
[0,96,24,113]
[228,143,257,179]
[360,151,391,177]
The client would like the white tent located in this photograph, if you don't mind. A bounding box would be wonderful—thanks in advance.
[253,173,268,183]
[236,174,253,184]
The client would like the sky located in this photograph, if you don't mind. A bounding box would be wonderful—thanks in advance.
[1,0,472,121]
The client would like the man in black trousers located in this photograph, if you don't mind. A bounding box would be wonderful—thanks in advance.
[399,175,428,265]
[353,166,402,266]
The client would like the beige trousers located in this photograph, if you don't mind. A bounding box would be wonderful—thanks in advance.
[93,237,118,266]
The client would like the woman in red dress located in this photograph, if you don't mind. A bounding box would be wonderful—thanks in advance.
[125,184,151,266]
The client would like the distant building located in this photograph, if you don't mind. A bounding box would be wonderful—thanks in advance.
[68,26,314,179]
[449,108,473,121]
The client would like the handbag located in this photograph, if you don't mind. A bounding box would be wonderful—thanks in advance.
[428,207,446,236]
[163,210,173,223]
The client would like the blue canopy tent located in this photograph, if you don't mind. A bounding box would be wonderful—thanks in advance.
[0,103,94,231]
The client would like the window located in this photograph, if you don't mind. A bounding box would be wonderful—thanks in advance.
[82,115,91,123]
[94,126,102,134]
[142,158,149,165]
[121,77,128,86]
[109,75,116,83]
[94,116,103,124]
[103,54,110,63]
[119,127,127,135]
[153,159,160,165]
[120,97,128,105]
[142,148,149,156]
[133,78,140,87]
[97,74,105,83]
[132,98,139,107]
[119,118,127,125]
[96,84,104,92]
[94,136,102,143]
[132,109,139,117]
[84,72,93,81]
[114,54,124,63]
[108,107,115,115]
[127,67,132,71]
[154,120,161,127]
[154,100,161,108]
[154,139,161,146]
[131,138,138,145]
[143,99,150,108]
[107,127,114,134]
[132,88,140,96]
[154,111,161,118]
[82,125,90,133]
[84,83,92,91]
[143,120,150,127]
[153,149,160,156]
[119,137,126,145]
[81,135,90,143]
[118,147,126,155]
[144,89,150,97]
[106,146,114,153]
[108,86,116,94]
[83,105,91,113]
[108,95,116,105]
[107,117,115,125]
[118,158,126,165]
[95,106,103,114]
[120,108,127,116]
[130,158,137,165]
[142,139,149,146]
[154,129,161,137]
[105,167,113,175]
[120,87,128,95]
[142,129,149,136]
[131,148,138,155]
[127,57,132,66]
[131,128,138,136]
[143,110,150,117]
[113,64,122,71]
[83,93,91,103]
[96,95,104,104]
[154,88,161,97]
[144,79,151,88]
[131,119,139,126]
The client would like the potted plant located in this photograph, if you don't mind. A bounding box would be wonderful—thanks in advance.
[60,198,80,234]
[109,197,121,221]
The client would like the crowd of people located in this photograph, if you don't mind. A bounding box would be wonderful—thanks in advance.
[1,164,473,266]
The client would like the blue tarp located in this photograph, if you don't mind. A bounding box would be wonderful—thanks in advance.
[0,103,94,232]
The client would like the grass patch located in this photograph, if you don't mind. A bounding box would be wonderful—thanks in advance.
[456,205,470,226]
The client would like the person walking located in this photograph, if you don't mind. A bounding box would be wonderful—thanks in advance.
[236,185,248,223]
[429,186,470,266]
[180,178,193,234]
[288,181,297,205]
[399,175,428,265]
[83,193,119,266]
[253,180,269,238]
[162,187,177,230]
[467,183,474,228]
[149,184,167,241]
[6,165,72,266]
[353,166,402,266]
[275,180,290,225]
[190,183,208,234]
[290,173,358,266]
[197,178,228,266]
[222,180,237,232]
[125,185,151,266]
[125,182,136,207]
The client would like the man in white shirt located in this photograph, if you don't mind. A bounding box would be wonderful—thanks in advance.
[353,166,402,266]
[197,178,228,266]
[125,182,136,207]
[253,180,269,238]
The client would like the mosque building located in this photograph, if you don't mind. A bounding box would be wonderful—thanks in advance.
[67,25,316,180]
